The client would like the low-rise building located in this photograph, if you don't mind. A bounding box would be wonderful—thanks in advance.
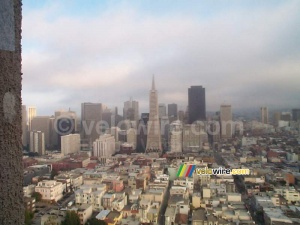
[35,180,64,202]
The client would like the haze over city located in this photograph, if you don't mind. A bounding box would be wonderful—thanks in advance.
[22,0,300,115]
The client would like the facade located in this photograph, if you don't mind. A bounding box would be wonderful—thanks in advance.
[127,128,137,150]
[182,124,202,152]
[123,98,139,121]
[35,180,64,202]
[29,131,45,155]
[220,105,232,139]
[28,106,37,131]
[81,102,102,146]
[261,107,269,124]
[93,134,116,157]
[188,86,206,123]
[146,77,162,153]
[292,108,300,121]
[159,103,167,118]
[61,134,81,155]
[31,116,51,149]
[168,103,178,119]
[22,105,28,147]
[169,120,182,153]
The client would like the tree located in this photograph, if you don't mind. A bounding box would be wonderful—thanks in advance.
[25,209,34,225]
[61,211,80,225]
[50,169,58,180]
[86,218,107,225]
[32,192,42,202]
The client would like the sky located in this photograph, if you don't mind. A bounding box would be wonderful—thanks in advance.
[22,0,300,116]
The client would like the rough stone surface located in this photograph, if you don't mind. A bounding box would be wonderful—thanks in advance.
[0,0,24,224]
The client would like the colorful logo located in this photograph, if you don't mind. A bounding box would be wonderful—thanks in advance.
[176,164,196,178]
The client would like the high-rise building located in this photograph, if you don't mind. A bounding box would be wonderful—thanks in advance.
[273,112,281,127]
[188,86,206,123]
[182,123,203,152]
[61,134,80,156]
[220,105,232,139]
[123,98,139,121]
[292,109,300,121]
[146,76,162,153]
[55,109,77,132]
[169,120,182,153]
[29,131,45,155]
[28,106,37,131]
[127,128,137,150]
[260,107,268,124]
[168,103,178,118]
[159,104,167,118]
[93,134,116,157]
[22,105,28,147]
[81,103,102,146]
[31,116,51,149]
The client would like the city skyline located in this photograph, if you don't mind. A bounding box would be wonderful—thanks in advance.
[22,0,300,115]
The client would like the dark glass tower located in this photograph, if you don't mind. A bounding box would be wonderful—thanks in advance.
[188,86,206,123]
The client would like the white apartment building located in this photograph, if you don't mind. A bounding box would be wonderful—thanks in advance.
[93,134,116,157]
[35,180,64,202]
[75,184,106,210]
[61,134,80,155]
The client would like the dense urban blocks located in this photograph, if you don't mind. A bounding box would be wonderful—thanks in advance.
[0,0,24,224]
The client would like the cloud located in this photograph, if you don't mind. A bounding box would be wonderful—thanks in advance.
[22,0,300,116]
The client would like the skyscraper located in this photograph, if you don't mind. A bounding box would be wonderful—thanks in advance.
[168,103,178,118]
[159,103,167,118]
[260,107,268,124]
[29,131,45,155]
[123,98,139,121]
[81,102,102,146]
[220,105,232,139]
[22,105,27,147]
[292,109,300,121]
[188,86,206,124]
[146,76,162,153]
[31,116,51,149]
[28,106,37,131]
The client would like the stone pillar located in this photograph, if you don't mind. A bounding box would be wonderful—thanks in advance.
[0,0,24,224]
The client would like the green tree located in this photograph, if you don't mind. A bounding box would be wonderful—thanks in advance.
[25,209,34,225]
[61,211,80,225]
[86,218,107,225]
[32,192,42,202]
[50,169,59,180]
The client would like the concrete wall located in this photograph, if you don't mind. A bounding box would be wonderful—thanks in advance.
[0,0,23,224]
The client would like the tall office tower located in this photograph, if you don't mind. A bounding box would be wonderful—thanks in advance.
[159,104,167,118]
[22,105,28,147]
[31,116,51,149]
[182,124,203,152]
[273,112,281,127]
[168,103,178,123]
[146,77,162,153]
[29,131,45,155]
[178,110,185,122]
[55,109,77,132]
[127,128,137,150]
[81,102,102,146]
[169,120,182,153]
[281,112,292,121]
[61,134,80,156]
[220,105,232,140]
[28,106,37,131]
[292,109,300,121]
[93,134,116,157]
[188,86,206,123]
[260,107,269,124]
[123,98,139,122]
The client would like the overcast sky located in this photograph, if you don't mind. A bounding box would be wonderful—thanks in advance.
[22,0,300,116]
